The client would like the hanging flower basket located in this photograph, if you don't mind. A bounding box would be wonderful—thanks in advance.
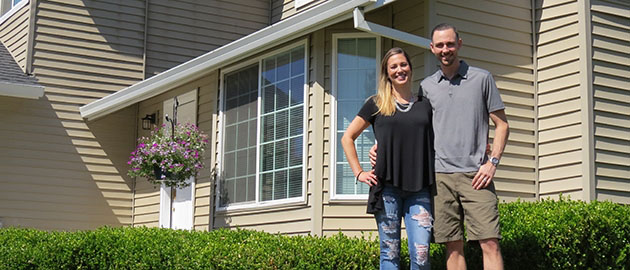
[127,123,209,188]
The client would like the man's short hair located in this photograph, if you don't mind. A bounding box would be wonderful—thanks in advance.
[431,23,460,41]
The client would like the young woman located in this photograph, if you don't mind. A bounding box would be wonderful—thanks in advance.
[341,47,434,270]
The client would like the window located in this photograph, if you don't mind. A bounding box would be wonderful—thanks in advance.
[0,0,24,17]
[219,42,306,209]
[331,34,379,199]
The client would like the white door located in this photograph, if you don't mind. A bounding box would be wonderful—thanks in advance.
[159,89,198,230]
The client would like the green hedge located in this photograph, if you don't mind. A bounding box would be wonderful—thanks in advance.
[0,199,628,270]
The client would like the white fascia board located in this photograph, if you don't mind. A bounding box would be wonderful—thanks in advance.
[353,7,431,49]
[0,81,44,99]
[81,0,399,121]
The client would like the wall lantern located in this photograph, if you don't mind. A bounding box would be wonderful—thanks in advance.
[141,113,156,130]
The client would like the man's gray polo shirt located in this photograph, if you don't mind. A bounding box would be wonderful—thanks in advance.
[421,61,505,173]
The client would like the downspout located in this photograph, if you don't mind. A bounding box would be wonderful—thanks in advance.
[531,0,540,200]
[142,0,150,79]
[132,0,151,227]
[26,0,37,75]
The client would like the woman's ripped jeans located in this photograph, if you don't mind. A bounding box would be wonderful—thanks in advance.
[375,186,433,270]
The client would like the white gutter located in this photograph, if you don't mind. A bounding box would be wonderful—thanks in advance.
[81,0,397,121]
[0,81,44,99]
[353,7,431,49]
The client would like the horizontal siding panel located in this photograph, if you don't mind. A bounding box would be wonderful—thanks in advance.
[323,204,371,218]
[539,163,582,181]
[539,149,582,169]
[593,47,630,66]
[595,136,630,153]
[596,163,630,179]
[594,99,630,117]
[593,60,630,79]
[594,110,630,129]
[537,23,579,45]
[538,111,581,131]
[597,176,630,193]
[538,59,580,80]
[495,179,536,194]
[494,166,536,181]
[591,9,630,31]
[538,86,580,106]
[536,1,578,20]
[537,13,578,33]
[539,124,582,143]
[133,213,160,224]
[323,217,377,231]
[539,137,582,156]
[537,35,579,58]
[539,176,582,193]
[595,150,630,166]
[537,72,580,93]
[538,98,580,118]
[537,47,579,71]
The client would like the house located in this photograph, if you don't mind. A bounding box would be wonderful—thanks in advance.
[0,0,272,230]
[2,0,629,236]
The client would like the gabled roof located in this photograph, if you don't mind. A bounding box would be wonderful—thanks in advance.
[80,0,397,121]
[0,42,44,99]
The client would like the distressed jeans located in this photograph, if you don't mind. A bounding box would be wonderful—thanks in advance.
[375,186,433,270]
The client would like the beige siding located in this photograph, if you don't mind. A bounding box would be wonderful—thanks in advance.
[271,0,327,23]
[0,0,151,230]
[435,0,536,201]
[0,2,29,71]
[145,0,269,77]
[590,0,630,203]
[0,96,135,230]
[535,0,584,199]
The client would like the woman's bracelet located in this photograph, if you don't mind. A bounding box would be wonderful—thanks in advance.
[355,171,364,184]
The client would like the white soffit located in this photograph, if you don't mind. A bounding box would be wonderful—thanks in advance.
[0,82,44,99]
[80,0,398,121]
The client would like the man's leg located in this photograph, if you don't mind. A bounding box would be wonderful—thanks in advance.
[445,240,466,270]
[479,238,503,270]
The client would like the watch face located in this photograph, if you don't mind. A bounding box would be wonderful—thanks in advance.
[490,157,499,165]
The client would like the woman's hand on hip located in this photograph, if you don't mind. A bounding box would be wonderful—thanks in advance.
[358,169,378,186]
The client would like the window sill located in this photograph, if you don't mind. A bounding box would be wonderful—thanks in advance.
[215,197,307,214]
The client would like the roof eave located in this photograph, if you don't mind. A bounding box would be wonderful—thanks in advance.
[0,81,44,99]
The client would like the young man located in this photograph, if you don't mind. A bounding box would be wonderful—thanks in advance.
[370,23,509,270]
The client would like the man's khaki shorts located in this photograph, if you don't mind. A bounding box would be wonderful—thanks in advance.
[433,172,501,243]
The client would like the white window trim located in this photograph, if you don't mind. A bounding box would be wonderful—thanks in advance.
[0,0,27,24]
[216,39,309,212]
[329,33,380,201]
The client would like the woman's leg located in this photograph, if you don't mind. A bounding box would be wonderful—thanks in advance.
[375,187,403,270]
[403,189,433,270]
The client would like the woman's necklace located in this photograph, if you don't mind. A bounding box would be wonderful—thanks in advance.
[395,96,416,112]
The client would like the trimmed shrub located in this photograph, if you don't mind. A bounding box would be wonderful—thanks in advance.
[0,199,628,270]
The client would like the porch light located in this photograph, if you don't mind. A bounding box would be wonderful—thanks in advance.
[142,113,156,130]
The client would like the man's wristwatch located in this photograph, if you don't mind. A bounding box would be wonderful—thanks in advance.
[489,156,500,167]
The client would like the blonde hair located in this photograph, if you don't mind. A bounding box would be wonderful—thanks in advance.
[373,47,412,116]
